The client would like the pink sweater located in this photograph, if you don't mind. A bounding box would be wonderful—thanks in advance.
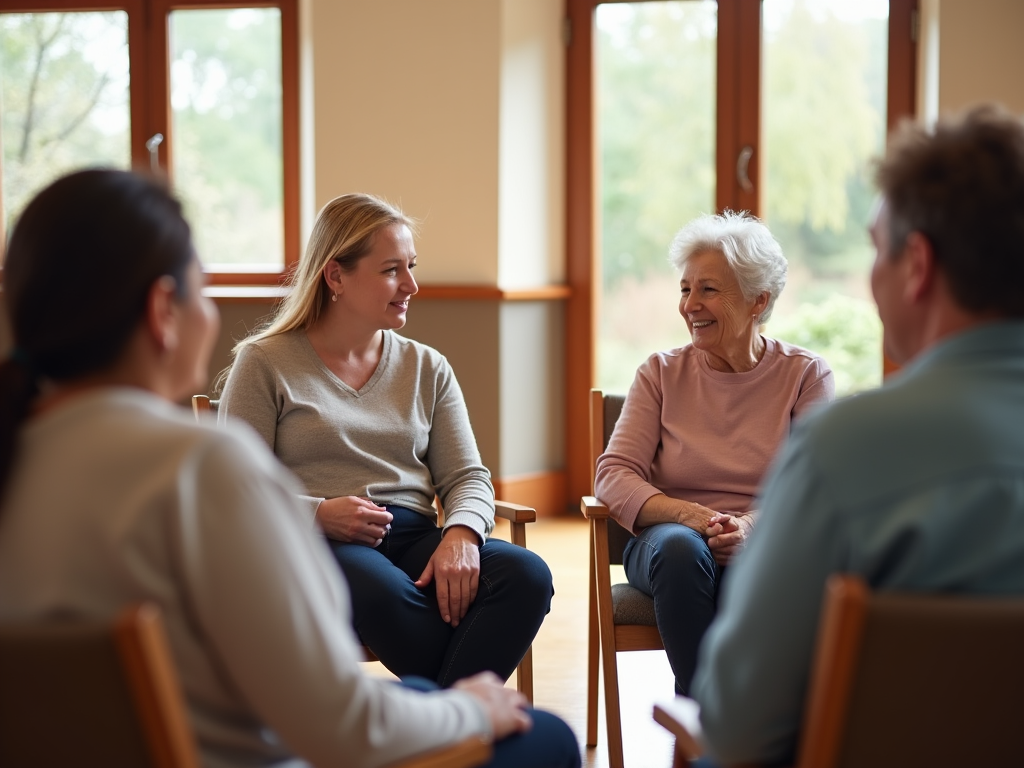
[595,337,835,533]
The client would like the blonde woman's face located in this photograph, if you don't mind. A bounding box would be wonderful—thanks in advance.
[336,224,419,331]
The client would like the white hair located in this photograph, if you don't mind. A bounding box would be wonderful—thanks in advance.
[668,210,788,323]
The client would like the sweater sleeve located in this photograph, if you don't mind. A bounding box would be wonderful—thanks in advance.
[593,359,666,533]
[171,430,491,768]
[219,343,324,523]
[792,356,836,422]
[426,359,495,541]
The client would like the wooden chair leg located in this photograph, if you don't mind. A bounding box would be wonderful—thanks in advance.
[517,647,534,703]
[586,523,600,747]
[509,520,534,704]
[594,521,625,768]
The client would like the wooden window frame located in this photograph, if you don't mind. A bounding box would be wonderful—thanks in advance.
[564,0,918,503]
[0,0,300,285]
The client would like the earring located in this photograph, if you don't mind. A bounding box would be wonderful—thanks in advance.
[332,292,338,303]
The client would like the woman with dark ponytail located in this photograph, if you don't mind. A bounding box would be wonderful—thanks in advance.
[0,169,580,768]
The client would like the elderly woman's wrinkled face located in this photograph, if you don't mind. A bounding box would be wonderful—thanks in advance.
[679,250,764,364]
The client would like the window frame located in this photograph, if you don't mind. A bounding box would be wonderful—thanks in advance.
[0,0,300,284]
[564,0,919,502]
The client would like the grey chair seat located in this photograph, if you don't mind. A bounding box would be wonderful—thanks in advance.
[611,583,657,626]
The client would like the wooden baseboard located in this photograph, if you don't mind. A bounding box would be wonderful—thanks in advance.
[494,471,569,517]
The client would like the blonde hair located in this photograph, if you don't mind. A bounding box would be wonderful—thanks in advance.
[235,193,414,353]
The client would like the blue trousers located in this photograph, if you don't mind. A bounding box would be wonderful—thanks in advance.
[401,677,581,768]
[329,506,554,686]
[623,523,723,696]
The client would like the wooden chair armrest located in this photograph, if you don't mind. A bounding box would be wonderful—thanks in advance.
[494,500,537,524]
[653,698,704,762]
[384,736,492,768]
[581,495,610,520]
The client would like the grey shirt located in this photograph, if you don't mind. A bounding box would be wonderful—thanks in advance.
[0,389,489,768]
[693,321,1024,766]
[219,330,495,541]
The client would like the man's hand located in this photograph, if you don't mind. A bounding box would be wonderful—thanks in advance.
[315,497,392,546]
[414,525,481,626]
[453,671,532,740]
[705,512,755,565]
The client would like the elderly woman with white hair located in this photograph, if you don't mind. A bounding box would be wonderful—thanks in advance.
[594,211,835,696]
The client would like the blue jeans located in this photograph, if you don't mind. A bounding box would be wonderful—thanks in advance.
[329,506,554,686]
[623,523,723,696]
[401,677,581,768]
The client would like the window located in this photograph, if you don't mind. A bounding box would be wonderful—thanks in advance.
[566,0,917,499]
[0,0,299,283]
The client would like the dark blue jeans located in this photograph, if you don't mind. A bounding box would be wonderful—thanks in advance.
[623,523,723,696]
[401,677,581,768]
[329,506,554,686]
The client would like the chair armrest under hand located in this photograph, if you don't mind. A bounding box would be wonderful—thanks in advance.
[581,496,610,520]
[494,500,537,525]
[383,735,492,768]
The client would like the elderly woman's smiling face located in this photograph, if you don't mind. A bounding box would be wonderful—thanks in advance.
[679,250,768,372]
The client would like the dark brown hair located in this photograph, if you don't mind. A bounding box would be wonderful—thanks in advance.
[0,168,194,496]
[876,104,1024,317]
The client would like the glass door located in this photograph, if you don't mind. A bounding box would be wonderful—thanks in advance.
[595,0,718,393]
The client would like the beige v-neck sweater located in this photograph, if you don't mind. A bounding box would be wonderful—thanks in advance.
[219,330,495,540]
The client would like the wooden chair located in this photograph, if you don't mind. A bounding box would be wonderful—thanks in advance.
[654,574,1024,768]
[0,603,201,768]
[193,394,536,702]
[0,603,493,768]
[581,389,665,768]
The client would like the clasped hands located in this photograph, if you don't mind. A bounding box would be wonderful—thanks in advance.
[704,511,754,565]
[315,496,480,627]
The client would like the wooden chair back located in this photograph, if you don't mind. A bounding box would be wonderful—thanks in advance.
[588,390,634,565]
[655,576,1024,768]
[798,575,1024,768]
[0,604,200,768]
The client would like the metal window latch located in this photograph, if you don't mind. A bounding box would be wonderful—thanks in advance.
[145,133,164,172]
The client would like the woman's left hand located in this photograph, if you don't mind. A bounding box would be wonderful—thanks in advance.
[705,512,756,565]
[414,525,481,626]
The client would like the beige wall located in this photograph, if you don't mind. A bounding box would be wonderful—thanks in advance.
[937,0,1024,115]
[309,0,501,284]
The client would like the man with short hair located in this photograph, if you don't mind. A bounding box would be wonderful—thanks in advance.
[691,104,1024,767]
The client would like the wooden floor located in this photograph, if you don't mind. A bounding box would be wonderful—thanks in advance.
[363,516,676,768]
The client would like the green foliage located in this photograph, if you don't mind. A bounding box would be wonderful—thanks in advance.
[597,2,716,288]
[0,9,284,266]
[769,293,882,397]
[763,2,881,233]
[0,12,130,231]
[169,9,283,266]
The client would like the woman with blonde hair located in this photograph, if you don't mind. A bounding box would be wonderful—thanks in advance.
[219,193,554,687]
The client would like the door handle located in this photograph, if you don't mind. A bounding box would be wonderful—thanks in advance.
[736,145,754,194]
[145,133,164,172]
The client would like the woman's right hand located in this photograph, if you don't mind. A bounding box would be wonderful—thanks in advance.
[453,671,532,740]
[315,496,393,547]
